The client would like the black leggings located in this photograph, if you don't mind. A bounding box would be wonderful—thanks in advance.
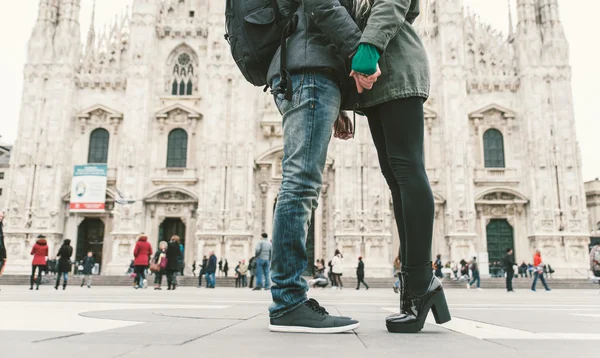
[365,97,434,272]
[134,266,147,286]
[30,265,45,288]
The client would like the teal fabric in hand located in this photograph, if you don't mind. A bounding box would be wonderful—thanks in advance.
[351,43,380,76]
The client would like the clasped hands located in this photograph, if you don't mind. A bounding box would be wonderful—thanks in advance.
[350,64,381,94]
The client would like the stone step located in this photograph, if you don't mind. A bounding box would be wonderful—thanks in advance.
[1,275,598,289]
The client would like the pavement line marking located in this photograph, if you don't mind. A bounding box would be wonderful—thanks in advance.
[0,302,231,333]
[572,313,600,318]
[381,307,600,340]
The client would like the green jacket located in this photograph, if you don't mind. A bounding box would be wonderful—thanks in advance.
[354,0,430,108]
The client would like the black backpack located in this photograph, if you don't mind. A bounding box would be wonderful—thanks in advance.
[225,0,299,99]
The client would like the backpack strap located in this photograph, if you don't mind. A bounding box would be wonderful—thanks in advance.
[271,4,300,101]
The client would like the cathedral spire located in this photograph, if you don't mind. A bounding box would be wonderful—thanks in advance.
[508,0,514,38]
[36,0,59,24]
[83,0,96,67]
[538,0,561,27]
[516,0,538,31]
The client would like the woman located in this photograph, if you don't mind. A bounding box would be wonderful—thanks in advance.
[434,254,444,279]
[199,255,208,287]
[356,257,369,290]
[331,250,344,290]
[348,0,450,333]
[55,239,73,290]
[165,235,182,290]
[30,235,49,290]
[133,234,152,289]
[392,256,401,293]
[153,241,168,290]
[234,261,241,288]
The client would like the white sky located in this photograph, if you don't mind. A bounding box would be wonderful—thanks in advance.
[0,0,598,180]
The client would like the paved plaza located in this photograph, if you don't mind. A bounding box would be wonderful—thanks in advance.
[0,285,598,357]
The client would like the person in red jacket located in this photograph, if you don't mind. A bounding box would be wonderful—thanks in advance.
[133,234,153,289]
[532,250,551,292]
[30,235,49,290]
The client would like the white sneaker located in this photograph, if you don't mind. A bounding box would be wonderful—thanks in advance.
[142,279,148,289]
[467,283,471,289]
[477,288,483,291]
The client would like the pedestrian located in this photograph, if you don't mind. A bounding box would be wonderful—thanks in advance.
[218,259,223,277]
[224,259,229,277]
[199,255,208,287]
[239,260,249,287]
[192,261,197,277]
[55,239,73,290]
[235,261,241,288]
[466,257,481,290]
[166,235,182,290]
[331,250,344,290]
[179,241,185,276]
[133,234,152,289]
[519,262,528,278]
[152,241,168,290]
[253,233,272,291]
[248,256,256,289]
[590,245,600,287]
[503,248,516,292]
[531,250,551,292]
[206,251,217,288]
[434,254,444,279]
[356,257,369,290]
[30,235,49,290]
[308,261,329,289]
[263,0,363,333]
[80,252,95,288]
[392,256,401,293]
[0,211,5,290]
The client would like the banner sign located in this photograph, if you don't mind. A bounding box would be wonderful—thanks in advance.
[69,164,107,212]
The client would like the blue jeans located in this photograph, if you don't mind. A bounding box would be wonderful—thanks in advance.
[469,272,480,288]
[269,72,341,318]
[255,258,271,289]
[206,272,215,288]
[532,271,550,291]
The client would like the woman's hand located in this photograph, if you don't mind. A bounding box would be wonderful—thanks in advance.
[350,65,381,93]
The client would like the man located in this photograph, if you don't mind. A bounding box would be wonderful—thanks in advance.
[531,250,551,292]
[248,256,256,288]
[503,249,516,292]
[80,252,95,288]
[434,254,444,279]
[0,211,6,290]
[206,251,217,288]
[467,257,481,290]
[519,262,528,278]
[253,233,272,291]
[198,255,208,287]
[238,260,249,287]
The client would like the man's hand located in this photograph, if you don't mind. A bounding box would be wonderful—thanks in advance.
[350,65,381,93]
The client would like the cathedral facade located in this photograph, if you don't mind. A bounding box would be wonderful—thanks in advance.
[3,0,590,277]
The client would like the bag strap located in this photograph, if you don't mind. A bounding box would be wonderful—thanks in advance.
[271,3,300,101]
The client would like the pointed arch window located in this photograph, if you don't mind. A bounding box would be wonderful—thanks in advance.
[171,53,194,96]
[483,129,505,168]
[167,128,188,168]
[88,128,109,164]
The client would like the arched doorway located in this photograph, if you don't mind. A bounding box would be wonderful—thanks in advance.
[486,219,514,273]
[159,218,186,247]
[273,197,315,275]
[76,218,105,272]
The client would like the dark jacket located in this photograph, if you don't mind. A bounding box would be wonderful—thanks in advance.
[0,221,6,261]
[200,258,208,275]
[56,244,73,273]
[82,256,95,275]
[31,239,49,266]
[166,241,181,271]
[356,260,365,277]
[207,254,217,274]
[356,0,430,106]
[133,237,153,266]
[268,0,361,106]
[503,253,516,272]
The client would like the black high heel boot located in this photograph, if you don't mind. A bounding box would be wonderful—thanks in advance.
[386,272,451,333]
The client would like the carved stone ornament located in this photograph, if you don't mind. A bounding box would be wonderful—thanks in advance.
[76,105,124,135]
